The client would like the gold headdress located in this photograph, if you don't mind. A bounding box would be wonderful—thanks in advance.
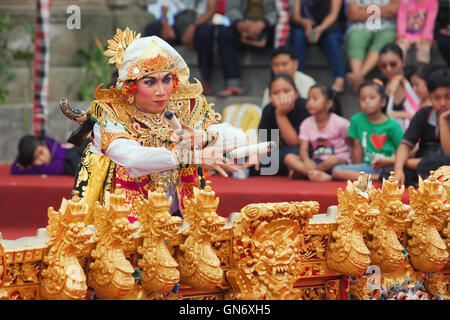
[103,27,190,89]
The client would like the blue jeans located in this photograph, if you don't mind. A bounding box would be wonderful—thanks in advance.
[291,27,346,79]
[332,163,381,175]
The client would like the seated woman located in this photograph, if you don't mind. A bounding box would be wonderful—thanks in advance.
[378,43,421,131]
[253,73,310,176]
[65,28,247,224]
[10,135,82,176]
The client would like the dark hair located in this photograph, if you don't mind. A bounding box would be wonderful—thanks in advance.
[17,135,44,167]
[308,83,343,116]
[409,63,435,82]
[269,73,299,93]
[426,68,450,93]
[358,79,388,100]
[379,43,404,61]
[270,45,298,61]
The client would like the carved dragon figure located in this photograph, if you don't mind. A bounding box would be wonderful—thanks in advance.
[227,201,319,300]
[179,182,226,289]
[327,173,379,276]
[367,172,410,273]
[88,187,139,299]
[433,166,450,267]
[136,184,182,293]
[40,192,93,300]
[407,172,449,272]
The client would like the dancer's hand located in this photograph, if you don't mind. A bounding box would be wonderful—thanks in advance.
[196,145,239,177]
[171,122,204,150]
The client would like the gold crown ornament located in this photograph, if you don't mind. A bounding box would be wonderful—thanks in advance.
[103,27,189,89]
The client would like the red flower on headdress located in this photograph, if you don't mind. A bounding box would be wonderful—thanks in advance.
[172,74,180,90]
[122,80,137,102]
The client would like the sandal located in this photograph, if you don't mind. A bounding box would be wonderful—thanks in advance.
[217,86,244,98]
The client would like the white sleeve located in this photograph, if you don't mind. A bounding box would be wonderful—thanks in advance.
[91,115,177,178]
[207,122,248,148]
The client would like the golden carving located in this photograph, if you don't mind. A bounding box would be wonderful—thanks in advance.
[227,201,319,300]
[327,173,379,276]
[0,244,6,300]
[136,183,182,293]
[367,172,410,273]
[40,192,93,300]
[179,182,226,289]
[88,187,139,299]
[407,173,449,271]
[424,273,450,300]
[325,279,341,300]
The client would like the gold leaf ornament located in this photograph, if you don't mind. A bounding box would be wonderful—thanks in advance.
[104,27,141,68]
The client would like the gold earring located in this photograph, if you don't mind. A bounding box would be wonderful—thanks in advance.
[127,94,134,104]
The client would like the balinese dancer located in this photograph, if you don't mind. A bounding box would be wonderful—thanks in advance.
[61,27,247,224]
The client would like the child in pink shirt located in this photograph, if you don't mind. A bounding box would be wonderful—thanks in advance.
[284,84,351,181]
[396,0,439,63]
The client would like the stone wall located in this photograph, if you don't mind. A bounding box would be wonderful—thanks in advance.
[1,0,157,103]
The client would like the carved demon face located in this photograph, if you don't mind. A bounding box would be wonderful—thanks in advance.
[425,200,448,225]
[383,282,429,300]
[383,200,410,224]
[351,203,379,228]
[152,210,182,238]
[111,217,139,243]
[252,220,299,283]
[197,209,226,236]
[64,222,93,253]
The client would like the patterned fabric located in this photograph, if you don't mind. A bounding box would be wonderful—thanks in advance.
[33,0,51,137]
[72,143,115,225]
[274,0,290,47]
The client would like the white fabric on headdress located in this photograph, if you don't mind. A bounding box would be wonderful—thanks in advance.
[116,36,189,88]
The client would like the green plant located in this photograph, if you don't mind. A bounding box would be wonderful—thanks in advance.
[0,14,17,103]
[78,33,114,101]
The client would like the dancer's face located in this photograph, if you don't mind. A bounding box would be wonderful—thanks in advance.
[134,72,174,114]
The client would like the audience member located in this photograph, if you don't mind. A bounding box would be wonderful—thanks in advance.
[409,63,434,108]
[435,0,450,66]
[393,68,450,186]
[260,46,316,108]
[284,84,351,182]
[345,0,400,92]
[332,80,404,181]
[11,135,83,176]
[378,43,420,131]
[216,0,277,97]
[254,73,310,176]
[396,0,439,64]
[291,0,346,93]
[145,0,217,94]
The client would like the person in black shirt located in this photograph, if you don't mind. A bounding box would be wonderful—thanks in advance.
[253,73,310,175]
[392,69,450,186]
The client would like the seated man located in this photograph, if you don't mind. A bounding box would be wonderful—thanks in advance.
[216,0,277,97]
[260,45,316,108]
[393,69,450,187]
